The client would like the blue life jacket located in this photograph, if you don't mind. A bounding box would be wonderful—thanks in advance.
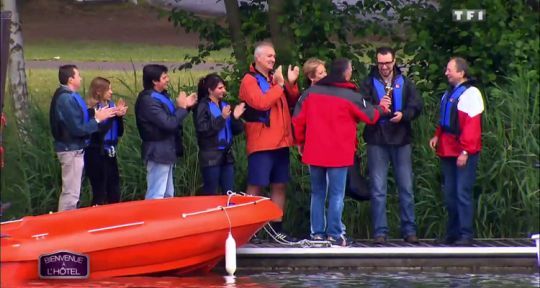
[373,75,404,123]
[97,101,119,153]
[242,72,271,126]
[72,92,89,122]
[72,92,90,145]
[151,91,176,115]
[439,84,469,135]
[208,100,233,150]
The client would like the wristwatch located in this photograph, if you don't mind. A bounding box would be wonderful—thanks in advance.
[461,150,468,156]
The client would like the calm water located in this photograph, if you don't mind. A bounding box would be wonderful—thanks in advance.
[18,271,540,288]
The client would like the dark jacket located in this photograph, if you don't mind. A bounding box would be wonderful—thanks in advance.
[361,66,423,146]
[49,86,98,152]
[193,97,244,167]
[293,76,388,167]
[135,89,189,164]
[86,106,124,155]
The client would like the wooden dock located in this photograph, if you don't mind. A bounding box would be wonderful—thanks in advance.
[234,238,540,273]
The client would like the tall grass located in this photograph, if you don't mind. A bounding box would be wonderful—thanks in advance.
[1,70,538,239]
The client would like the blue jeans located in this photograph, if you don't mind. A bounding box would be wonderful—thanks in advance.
[368,144,417,238]
[145,161,174,199]
[309,165,348,239]
[441,154,479,240]
[201,164,234,195]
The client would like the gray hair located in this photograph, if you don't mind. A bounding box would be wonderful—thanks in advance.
[254,40,274,57]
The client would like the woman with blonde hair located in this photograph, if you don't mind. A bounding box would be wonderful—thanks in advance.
[303,58,327,87]
[84,77,127,205]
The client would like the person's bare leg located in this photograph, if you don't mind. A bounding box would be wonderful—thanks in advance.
[247,184,264,243]
[270,183,286,222]
[246,185,263,196]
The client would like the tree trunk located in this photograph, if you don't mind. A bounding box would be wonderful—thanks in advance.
[267,0,295,71]
[224,0,249,71]
[3,0,29,137]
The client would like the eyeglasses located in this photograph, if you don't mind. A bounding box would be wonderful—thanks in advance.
[377,61,394,67]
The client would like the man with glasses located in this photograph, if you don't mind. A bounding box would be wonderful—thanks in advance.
[361,47,423,244]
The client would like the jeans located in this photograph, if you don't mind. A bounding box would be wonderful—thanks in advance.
[441,154,479,240]
[145,160,174,199]
[368,144,417,238]
[309,165,348,239]
[57,149,85,211]
[200,164,234,195]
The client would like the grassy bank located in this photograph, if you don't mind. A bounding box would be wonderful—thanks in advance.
[1,69,538,239]
[25,40,233,63]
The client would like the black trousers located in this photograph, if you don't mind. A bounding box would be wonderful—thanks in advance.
[84,148,120,205]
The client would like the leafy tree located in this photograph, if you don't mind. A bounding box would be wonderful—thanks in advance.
[168,0,389,90]
[399,0,539,93]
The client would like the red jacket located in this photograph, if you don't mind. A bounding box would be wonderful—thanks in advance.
[292,80,387,167]
[434,86,484,157]
[239,65,299,155]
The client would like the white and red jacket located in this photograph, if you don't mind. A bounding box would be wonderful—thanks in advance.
[434,83,484,157]
[292,78,388,167]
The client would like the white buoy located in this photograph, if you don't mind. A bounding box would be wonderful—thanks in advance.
[225,232,237,276]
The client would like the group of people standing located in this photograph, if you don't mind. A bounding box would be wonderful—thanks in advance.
[49,41,484,247]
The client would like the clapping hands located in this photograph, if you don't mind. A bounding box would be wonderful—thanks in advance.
[273,65,285,87]
[287,65,300,84]
[176,91,198,109]
[273,64,300,86]
[115,98,128,116]
[233,102,246,119]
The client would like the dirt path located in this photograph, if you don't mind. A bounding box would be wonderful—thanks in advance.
[21,0,203,46]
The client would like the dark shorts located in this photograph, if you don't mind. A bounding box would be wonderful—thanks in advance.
[247,147,290,186]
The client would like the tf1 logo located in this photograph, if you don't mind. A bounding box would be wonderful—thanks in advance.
[452,9,486,22]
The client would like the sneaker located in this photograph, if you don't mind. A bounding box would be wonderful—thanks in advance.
[373,236,386,244]
[404,235,419,244]
[327,235,351,247]
[311,234,325,241]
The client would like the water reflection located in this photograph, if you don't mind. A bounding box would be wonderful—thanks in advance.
[16,271,540,288]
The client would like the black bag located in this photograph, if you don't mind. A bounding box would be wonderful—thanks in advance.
[345,155,370,201]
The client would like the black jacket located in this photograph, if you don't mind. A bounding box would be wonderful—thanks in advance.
[135,89,189,164]
[361,66,423,145]
[193,97,244,167]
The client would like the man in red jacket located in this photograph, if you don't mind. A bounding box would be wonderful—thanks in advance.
[429,57,484,246]
[293,58,390,246]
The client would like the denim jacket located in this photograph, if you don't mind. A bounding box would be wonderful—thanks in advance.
[50,86,98,152]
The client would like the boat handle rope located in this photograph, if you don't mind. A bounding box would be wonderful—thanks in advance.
[88,221,145,233]
[262,224,331,248]
[181,195,269,219]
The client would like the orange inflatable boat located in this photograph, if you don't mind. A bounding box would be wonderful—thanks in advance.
[0,194,281,285]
